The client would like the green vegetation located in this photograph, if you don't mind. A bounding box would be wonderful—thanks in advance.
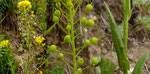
[104,0,149,74]
[0,0,149,74]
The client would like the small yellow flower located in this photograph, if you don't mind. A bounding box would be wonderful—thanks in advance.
[17,0,31,9]
[0,40,9,47]
[35,37,45,44]
[37,70,43,74]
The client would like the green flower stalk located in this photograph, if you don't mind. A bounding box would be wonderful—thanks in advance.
[49,0,99,74]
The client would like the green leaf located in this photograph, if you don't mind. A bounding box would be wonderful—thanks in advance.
[137,16,150,30]
[0,34,5,41]
[46,23,56,35]
[50,65,64,74]
[104,2,130,73]
[0,15,7,24]
[132,53,149,74]
[101,58,116,74]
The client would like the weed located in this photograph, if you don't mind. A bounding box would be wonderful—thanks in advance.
[104,0,149,74]
[0,34,18,74]
[49,0,99,74]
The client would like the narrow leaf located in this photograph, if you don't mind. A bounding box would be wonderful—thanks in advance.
[132,53,149,74]
[104,2,130,72]
[0,15,7,24]
[46,23,56,35]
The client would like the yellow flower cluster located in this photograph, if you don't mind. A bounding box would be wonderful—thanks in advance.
[17,0,31,9]
[0,40,9,47]
[35,37,45,44]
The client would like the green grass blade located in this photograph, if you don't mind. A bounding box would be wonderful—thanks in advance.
[45,23,56,35]
[104,2,130,73]
[0,15,7,24]
[132,53,149,74]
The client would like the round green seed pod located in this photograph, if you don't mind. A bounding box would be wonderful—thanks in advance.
[84,39,90,45]
[81,17,87,25]
[54,10,61,16]
[91,57,98,65]
[86,4,93,11]
[58,53,64,59]
[64,35,71,43]
[77,58,84,66]
[49,45,57,52]
[67,1,73,7]
[77,68,82,74]
[53,16,59,23]
[91,37,97,45]
[56,2,61,8]
[66,25,71,31]
[87,20,94,27]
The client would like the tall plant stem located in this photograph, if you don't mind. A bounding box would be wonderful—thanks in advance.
[24,9,30,74]
[69,2,77,74]
[123,0,128,57]
[123,0,130,74]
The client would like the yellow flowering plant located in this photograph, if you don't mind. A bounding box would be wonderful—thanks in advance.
[35,36,45,51]
[17,0,51,73]
[35,37,45,44]
[17,0,31,10]
[0,38,18,73]
[0,40,9,48]
[17,0,39,73]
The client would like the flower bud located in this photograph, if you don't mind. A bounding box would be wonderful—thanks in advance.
[34,22,37,26]
[49,45,57,52]
[54,10,61,17]
[77,68,82,74]
[77,58,84,66]
[91,37,97,45]
[31,14,34,18]
[31,11,34,14]
[81,17,87,25]
[87,20,94,27]
[18,28,22,31]
[53,16,59,23]
[18,16,21,19]
[64,35,71,43]
[84,39,90,45]
[86,4,93,11]
[58,53,64,59]
[91,57,98,65]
